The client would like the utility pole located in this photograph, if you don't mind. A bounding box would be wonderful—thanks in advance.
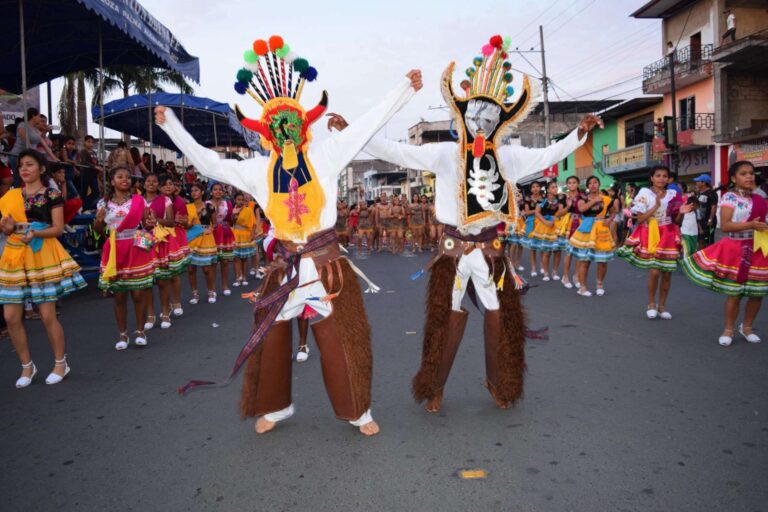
[539,25,551,145]
[668,45,680,175]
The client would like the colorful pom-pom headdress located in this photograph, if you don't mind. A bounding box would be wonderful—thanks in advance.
[442,35,539,233]
[233,35,327,168]
[232,35,328,242]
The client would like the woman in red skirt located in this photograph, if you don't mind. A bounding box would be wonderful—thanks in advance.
[682,161,768,346]
[209,183,235,297]
[618,166,693,319]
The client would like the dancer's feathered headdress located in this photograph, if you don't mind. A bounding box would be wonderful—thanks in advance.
[233,35,327,170]
[442,34,538,142]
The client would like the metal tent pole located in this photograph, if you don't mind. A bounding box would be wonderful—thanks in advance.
[98,22,106,183]
[19,0,29,149]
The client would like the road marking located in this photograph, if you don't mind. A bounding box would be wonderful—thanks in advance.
[458,469,487,479]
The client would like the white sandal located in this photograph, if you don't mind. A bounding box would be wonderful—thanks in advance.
[296,345,310,363]
[15,360,37,388]
[134,330,148,346]
[739,324,761,343]
[115,332,129,351]
[45,356,71,385]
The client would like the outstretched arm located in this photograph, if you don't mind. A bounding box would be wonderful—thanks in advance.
[326,112,450,178]
[498,114,603,182]
[155,107,268,204]
[312,71,422,178]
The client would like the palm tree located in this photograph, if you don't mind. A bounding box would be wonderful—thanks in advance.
[87,65,194,104]
[86,66,194,142]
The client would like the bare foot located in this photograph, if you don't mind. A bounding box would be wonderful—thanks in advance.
[255,417,276,434]
[359,420,380,436]
[425,390,443,413]
[486,381,512,409]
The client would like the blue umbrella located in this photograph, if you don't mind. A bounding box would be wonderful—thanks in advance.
[93,93,260,152]
[0,0,200,93]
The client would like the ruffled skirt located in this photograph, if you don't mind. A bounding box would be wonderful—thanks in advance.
[98,236,156,292]
[617,223,681,272]
[233,227,257,259]
[188,230,218,267]
[682,237,768,296]
[0,238,87,304]
[213,224,235,260]
[567,221,614,262]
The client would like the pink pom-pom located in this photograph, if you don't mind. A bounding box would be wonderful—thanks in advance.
[481,44,494,57]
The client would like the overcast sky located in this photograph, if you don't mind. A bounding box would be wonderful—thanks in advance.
[45,0,663,144]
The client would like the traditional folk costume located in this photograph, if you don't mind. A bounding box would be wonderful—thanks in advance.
[365,35,587,409]
[682,191,768,296]
[520,196,540,250]
[160,34,414,428]
[529,196,564,252]
[618,188,682,272]
[170,195,191,258]
[0,188,86,304]
[146,195,188,279]
[210,199,235,261]
[232,205,258,259]
[567,195,615,262]
[357,205,374,241]
[186,202,218,266]
[97,195,156,292]
[558,192,584,249]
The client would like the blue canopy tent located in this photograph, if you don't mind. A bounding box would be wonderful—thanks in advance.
[92,93,261,152]
[0,0,200,161]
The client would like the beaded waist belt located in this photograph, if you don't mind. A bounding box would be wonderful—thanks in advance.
[729,231,753,240]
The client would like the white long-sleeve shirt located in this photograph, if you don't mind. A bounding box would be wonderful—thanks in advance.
[158,78,415,242]
[364,129,586,234]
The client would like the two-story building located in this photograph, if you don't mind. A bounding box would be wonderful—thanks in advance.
[631,0,768,186]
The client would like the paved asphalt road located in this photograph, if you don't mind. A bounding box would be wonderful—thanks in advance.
[1,251,767,512]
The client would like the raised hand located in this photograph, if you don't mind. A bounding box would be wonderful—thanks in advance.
[154,106,167,125]
[577,114,604,138]
[326,113,349,132]
[406,69,423,92]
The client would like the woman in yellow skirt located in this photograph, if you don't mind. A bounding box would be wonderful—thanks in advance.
[231,191,257,287]
[567,176,618,297]
[530,181,566,281]
[186,182,218,304]
[0,150,86,388]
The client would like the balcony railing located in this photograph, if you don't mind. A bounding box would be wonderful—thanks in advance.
[642,44,713,93]
[603,143,664,175]
[678,113,715,131]
[643,44,714,80]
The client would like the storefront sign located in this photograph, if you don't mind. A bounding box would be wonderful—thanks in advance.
[733,139,768,166]
[679,147,711,176]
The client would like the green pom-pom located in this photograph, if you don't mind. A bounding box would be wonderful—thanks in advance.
[243,49,258,64]
[275,44,291,59]
[236,68,254,83]
[502,61,512,70]
[466,67,476,77]
[503,36,512,50]
[293,58,309,73]
[473,56,483,67]
[503,72,513,82]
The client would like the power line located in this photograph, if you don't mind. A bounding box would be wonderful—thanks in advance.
[546,0,598,39]
[509,0,562,43]
[567,74,642,99]
[555,24,659,77]
[517,0,582,49]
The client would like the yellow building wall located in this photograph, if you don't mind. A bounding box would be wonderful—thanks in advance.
[616,104,664,149]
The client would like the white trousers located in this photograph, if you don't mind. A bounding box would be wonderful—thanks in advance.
[451,248,501,312]
[265,257,373,427]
